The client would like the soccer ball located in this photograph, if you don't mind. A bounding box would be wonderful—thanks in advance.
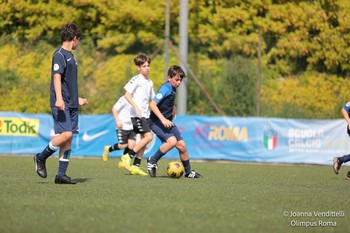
[166,161,184,179]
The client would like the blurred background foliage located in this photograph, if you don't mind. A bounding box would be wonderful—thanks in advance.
[1,0,350,119]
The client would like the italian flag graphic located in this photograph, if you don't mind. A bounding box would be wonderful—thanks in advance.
[264,132,277,150]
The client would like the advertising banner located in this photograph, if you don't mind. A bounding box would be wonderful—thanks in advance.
[0,112,348,165]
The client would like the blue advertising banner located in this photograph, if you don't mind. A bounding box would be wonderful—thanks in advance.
[0,112,348,165]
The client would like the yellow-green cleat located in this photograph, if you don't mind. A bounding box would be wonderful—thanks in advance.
[130,165,148,176]
[117,154,132,170]
[102,146,110,161]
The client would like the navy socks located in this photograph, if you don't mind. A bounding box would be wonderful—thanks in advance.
[58,149,71,176]
[181,159,191,174]
[38,142,59,160]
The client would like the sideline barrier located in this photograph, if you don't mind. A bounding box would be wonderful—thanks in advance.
[0,112,348,165]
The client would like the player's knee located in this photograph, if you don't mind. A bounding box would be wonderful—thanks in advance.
[61,131,73,141]
[167,137,177,148]
[176,141,187,152]
[145,132,153,143]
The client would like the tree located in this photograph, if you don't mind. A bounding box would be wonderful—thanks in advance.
[218,57,257,116]
[1,0,350,118]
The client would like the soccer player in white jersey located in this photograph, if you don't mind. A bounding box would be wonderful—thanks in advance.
[101,96,147,175]
[120,53,155,175]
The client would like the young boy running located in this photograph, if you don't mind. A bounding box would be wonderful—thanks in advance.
[102,95,146,175]
[119,53,155,176]
[147,65,203,178]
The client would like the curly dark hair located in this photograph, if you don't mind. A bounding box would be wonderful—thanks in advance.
[60,23,81,42]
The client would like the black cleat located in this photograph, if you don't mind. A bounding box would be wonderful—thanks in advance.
[146,157,157,178]
[55,175,77,184]
[34,154,47,178]
[333,157,343,175]
[185,170,203,178]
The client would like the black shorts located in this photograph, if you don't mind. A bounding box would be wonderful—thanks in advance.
[117,129,136,144]
[131,117,151,134]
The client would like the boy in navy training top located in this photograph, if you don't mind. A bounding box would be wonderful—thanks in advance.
[147,65,203,178]
[333,100,350,179]
[34,23,88,184]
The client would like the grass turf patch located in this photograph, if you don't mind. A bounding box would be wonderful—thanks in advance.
[0,155,349,233]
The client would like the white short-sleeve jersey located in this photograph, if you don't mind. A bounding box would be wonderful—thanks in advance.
[124,74,155,118]
[112,96,133,130]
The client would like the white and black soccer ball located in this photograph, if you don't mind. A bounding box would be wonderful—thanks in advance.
[166,161,184,179]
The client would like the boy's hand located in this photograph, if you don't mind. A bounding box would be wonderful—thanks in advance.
[79,97,88,106]
[116,120,123,129]
[55,99,65,110]
[161,119,174,128]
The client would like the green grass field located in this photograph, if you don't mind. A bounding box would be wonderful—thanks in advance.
[0,155,349,233]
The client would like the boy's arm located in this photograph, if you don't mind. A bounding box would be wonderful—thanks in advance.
[124,91,142,118]
[53,73,64,110]
[78,97,88,106]
[149,100,174,128]
[112,107,122,128]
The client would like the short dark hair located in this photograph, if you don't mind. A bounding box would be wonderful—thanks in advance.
[60,23,81,42]
[168,65,186,79]
[134,53,151,66]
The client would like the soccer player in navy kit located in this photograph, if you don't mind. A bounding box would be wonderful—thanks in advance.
[34,23,88,184]
[333,100,350,179]
[147,65,203,178]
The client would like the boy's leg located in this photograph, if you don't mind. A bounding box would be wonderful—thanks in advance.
[129,146,148,176]
[130,132,153,156]
[146,120,175,177]
[176,139,203,179]
[339,154,350,163]
[129,118,153,156]
[103,129,128,161]
[118,131,136,170]
[55,134,76,184]
[57,137,72,174]
[34,107,74,178]
[103,143,128,161]
[54,108,78,184]
[148,120,176,164]
[150,137,177,164]
[34,141,60,178]
[146,136,169,177]
[37,141,60,161]
[124,133,152,171]
[175,140,192,174]
[133,146,145,166]
[333,154,350,175]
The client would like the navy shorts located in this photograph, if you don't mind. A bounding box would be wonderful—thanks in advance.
[148,119,183,143]
[117,129,136,144]
[131,117,151,134]
[51,107,79,134]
